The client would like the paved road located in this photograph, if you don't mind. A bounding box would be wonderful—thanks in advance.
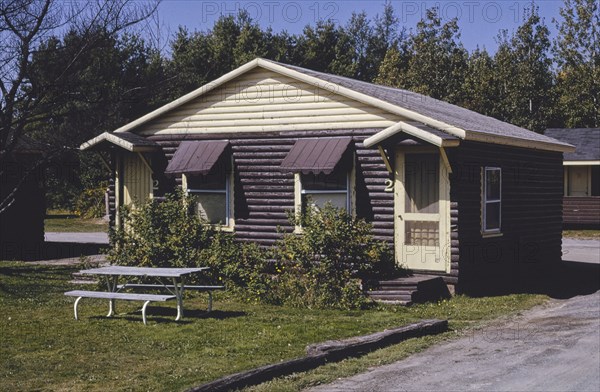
[308,291,600,392]
[45,232,109,244]
[562,238,600,264]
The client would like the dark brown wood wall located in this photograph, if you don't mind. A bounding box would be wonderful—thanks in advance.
[148,129,396,246]
[446,141,564,294]
[563,196,600,228]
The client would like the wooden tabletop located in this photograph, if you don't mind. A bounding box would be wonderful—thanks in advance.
[79,266,209,278]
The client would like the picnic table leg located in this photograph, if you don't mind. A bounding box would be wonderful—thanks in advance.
[74,297,82,320]
[105,276,118,317]
[172,277,185,321]
[141,300,151,325]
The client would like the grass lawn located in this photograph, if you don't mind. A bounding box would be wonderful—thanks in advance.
[0,262,547,392]
[563,230,600,239]
[45,210,108,233]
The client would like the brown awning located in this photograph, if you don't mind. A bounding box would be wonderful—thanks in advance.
[165,140,229,176]
[280,137,352,175]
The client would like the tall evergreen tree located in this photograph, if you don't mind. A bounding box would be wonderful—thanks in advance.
[461,48,498,116]
[298,19,341,73]
[494,6,554,132]
[376,8,467,103]
[553,0,600,127]
[331,11,373,80]
[373,45,409,87]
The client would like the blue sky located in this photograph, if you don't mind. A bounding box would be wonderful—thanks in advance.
[151,0,564,54]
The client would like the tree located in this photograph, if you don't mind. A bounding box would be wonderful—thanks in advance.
[0,0,158,214]
[26,29,166,208]
[369,1,402,81]
[553,0,600,127]
[374,45,409,87]
[375,8,467,103]
[298,19,341,73]
[494,5,554,132]
[461,48,499,116]
[330,11,373,80]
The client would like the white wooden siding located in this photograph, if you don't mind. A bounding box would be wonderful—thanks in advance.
[137,69,404,135]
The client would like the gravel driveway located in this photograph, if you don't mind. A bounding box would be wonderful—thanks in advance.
[308,291,600,392]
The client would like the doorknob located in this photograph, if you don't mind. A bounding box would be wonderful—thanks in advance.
[397,215,403,220]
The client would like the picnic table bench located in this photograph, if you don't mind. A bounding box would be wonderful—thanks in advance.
[65,290,176,325]
[116,284,225,312]
[64,266,218,325]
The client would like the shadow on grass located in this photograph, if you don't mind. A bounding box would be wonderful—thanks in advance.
[89,308,247,325]
[45,214,78,219]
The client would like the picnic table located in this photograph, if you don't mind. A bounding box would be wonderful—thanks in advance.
[64,266,223,325]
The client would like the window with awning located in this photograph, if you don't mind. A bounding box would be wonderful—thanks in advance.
[165,140,229,176]
[166,140,233,227]
[281,137,354,214]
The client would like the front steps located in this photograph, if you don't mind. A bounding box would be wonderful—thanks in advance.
[366,275,451,305]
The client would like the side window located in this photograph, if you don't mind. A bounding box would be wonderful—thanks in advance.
[186,170,232,227]
[301,170,350,212]
[482,167,501,234]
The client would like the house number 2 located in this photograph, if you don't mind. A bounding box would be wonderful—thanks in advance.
[384,179,394,192]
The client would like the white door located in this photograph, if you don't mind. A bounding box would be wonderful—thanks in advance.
[567,166,590,196]
[394,151,450,272]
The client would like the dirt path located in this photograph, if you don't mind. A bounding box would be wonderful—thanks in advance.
[308,291,600,392]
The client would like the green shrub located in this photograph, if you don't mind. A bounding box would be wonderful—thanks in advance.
[107,191,269,299]
[107,191,213,271]
[74,184,108,218]
[269,203,395,310]
[200,231,271,302]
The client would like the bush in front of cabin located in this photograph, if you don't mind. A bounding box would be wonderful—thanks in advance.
[107,191,270,299]
[108,191,213,269]
[269,203,394,310]
[199,230,271,302]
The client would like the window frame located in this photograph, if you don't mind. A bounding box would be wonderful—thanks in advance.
[294,159,355,233]
[482,166,502,236]
[300,171,351,212]
[183,160,235,231]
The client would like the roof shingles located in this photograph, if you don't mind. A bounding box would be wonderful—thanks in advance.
[544,129,600,161]
[269,60,571,149]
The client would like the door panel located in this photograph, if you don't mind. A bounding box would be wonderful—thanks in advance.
[395,151,449,272]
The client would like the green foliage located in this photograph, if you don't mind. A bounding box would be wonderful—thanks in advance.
[107,191,269,299]
[376,8,467,104]
[493,6,555,132]
[107,191,212,269]
[199,230,271,302]
[269,203,395,310]
[74,183,108,218]
[553,0,600,127]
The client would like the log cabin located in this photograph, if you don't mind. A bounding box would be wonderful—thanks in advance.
[544,128,600,229]
[81,58,575,294]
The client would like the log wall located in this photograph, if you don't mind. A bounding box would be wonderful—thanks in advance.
[563,196,600,228]
[148,129,396,247]
[446,141,564,294]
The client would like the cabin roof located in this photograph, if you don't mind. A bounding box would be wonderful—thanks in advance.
[544,128,600,162]
[98,58,573,153]
[80,131,160,152]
